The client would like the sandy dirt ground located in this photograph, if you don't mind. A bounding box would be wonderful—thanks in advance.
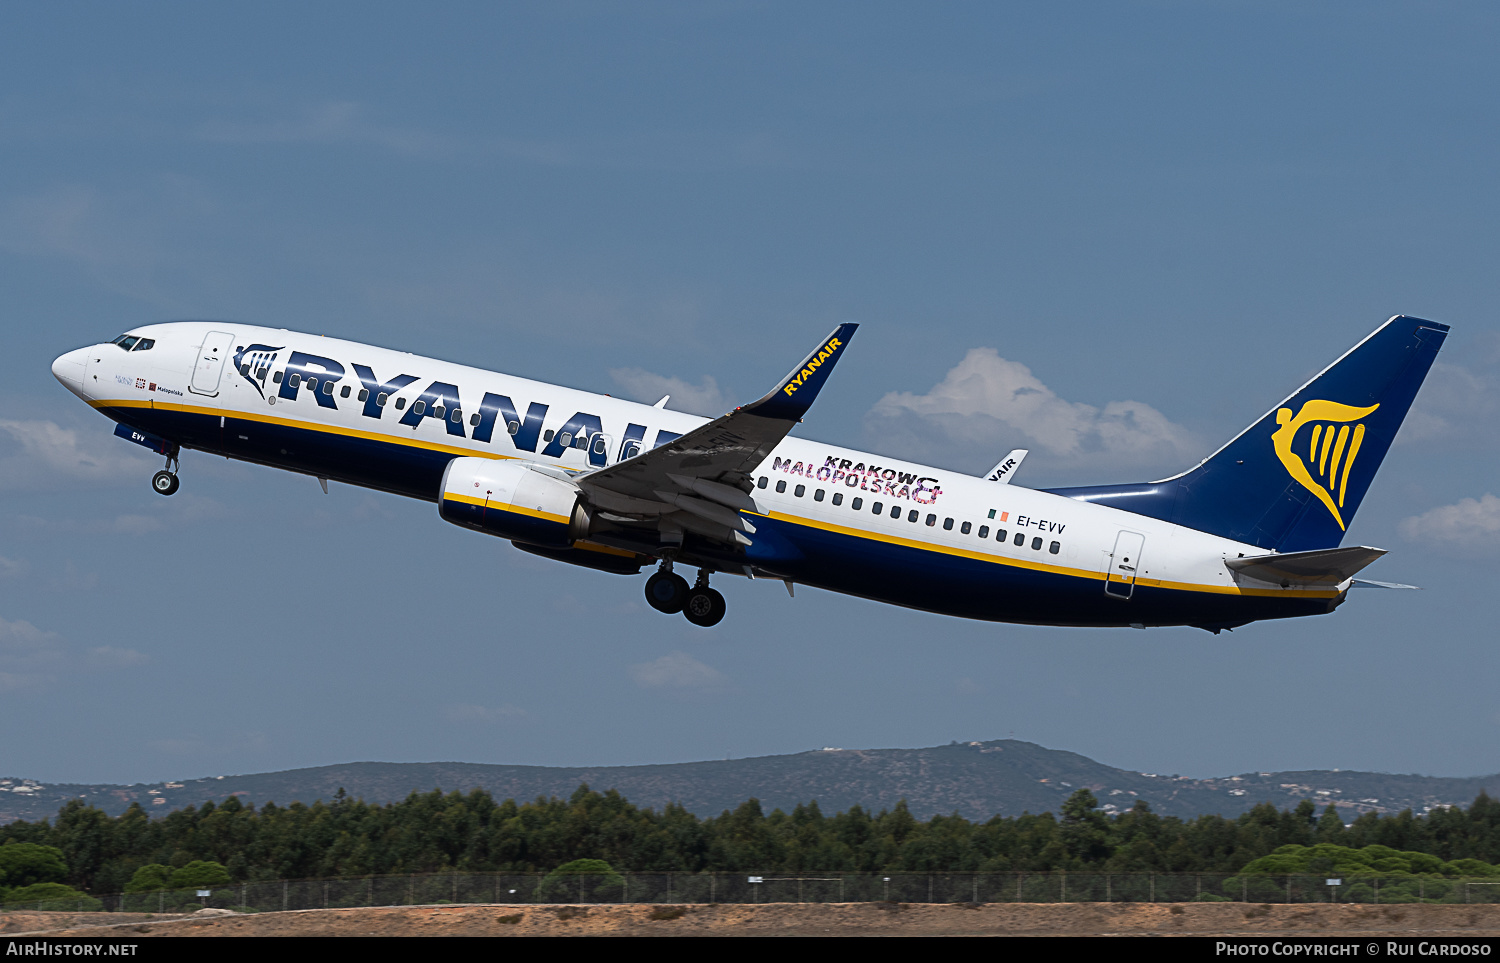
[5,902,1500,937]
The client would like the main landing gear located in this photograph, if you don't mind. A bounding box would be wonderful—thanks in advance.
[151,451,181,496]
[644,562,726,627]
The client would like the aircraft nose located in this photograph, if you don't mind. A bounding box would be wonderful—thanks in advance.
[52,347,90,396]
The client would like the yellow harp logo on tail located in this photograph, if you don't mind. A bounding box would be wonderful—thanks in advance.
[1271,400,1379,530]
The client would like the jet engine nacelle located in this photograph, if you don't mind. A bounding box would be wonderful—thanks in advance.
[439,457,588,549]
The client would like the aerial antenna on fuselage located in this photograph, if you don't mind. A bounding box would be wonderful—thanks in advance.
[984,449,1029,484]
[653,395,670,408]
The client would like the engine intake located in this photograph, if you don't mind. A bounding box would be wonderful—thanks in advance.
[439,457,588,549]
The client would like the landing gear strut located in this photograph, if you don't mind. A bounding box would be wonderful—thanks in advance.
[682,571,727,628]
[151,450,180,496]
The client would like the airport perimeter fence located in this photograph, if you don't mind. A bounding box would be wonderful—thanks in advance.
[6,872,1500,913]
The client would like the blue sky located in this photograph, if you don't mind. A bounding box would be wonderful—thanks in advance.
[2,2,1498,789]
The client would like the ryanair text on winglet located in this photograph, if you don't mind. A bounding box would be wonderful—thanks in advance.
[782,337,844,396]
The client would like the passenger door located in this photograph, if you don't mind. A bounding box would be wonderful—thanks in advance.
[1104,531,1146,599]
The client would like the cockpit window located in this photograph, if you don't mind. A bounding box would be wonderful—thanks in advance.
[132,339,155,351]
[111,335,139,351]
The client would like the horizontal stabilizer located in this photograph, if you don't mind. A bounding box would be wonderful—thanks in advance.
[1351,578,1420,590]
[1226,545,1386,586]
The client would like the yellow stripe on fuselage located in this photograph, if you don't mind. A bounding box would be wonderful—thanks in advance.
[97,398,1332,600]
[440,490,570,525]
[94,398,515,462]
[760,510,1338,600]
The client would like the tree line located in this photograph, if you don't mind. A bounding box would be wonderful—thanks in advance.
[2,785,1498,899]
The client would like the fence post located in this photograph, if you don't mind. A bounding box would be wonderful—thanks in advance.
[1150,874,1155,903]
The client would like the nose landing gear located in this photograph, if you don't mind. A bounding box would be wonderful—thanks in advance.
[151,450,181,496]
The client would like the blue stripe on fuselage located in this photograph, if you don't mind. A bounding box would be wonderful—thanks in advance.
[103,403,1338,628]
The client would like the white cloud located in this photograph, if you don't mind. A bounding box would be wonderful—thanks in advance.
[1398,360,1500,445]
[1399,494,1500,558]
[629,651,727,690]
[85,646,150,668]
[609,368,734,417]
[445,703,528,724]
[0,179,218,304]
[0,419,152,491]
[196,101,457,159]
[0,555,28,580]
[0,616,65,691]
[0,616,148,690]
[865,347,1196,474]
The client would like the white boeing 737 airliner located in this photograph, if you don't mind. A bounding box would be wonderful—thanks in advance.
[52,316,1446,630]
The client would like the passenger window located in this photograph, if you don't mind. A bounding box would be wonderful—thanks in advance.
[133,339,154,351]
[305,377,317,391]
[832,493,843,506]
[891,505,901,519]
[775,480,787,493]
[1049,541,1061,555]
[257,368,268,380]
[592,436,606,455]
[813,489,824,502]
[470,413,480,426]
[340,385,351,398]
[574,434,588,449]
[961,521,971,534]
[273,371,283,384]
[1013,532,1024,546]
[432,405,445,418]
[850,497,861,510]
[757,477,768,489]
[978,525,989,538]
[240,365,252,377]
[412,400,426,415]
[376,392,387,406]
[908,510,918,523]
[557,431,571,446]
[452,409,463,423]
[943,518,954,531]
[794,484,805,497]
[322,381,333,395]
[872,501,882,513]
[544,429,554,442]
[926,514,937,527]
[288,373,301,388]
[395,397,407,410]
[1031,537,1042,550]
[507,421,520,435]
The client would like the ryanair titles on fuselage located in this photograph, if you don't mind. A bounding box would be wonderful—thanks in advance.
[231,345,684,466]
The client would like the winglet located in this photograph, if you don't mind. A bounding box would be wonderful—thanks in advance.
[740,323,858,422]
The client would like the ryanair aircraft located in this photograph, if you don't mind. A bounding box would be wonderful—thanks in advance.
[51,316,1446,631]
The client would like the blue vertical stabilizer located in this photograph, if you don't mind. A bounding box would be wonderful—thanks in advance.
[1047,316,1449,552]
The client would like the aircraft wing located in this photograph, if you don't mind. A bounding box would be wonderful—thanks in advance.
[1225,545,1387,587]
[577,324,857,546]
